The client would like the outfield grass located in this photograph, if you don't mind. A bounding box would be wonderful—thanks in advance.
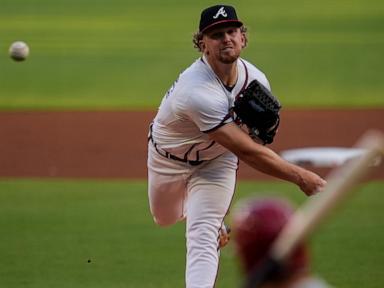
[0,0,383,109]
[0,179,383,287]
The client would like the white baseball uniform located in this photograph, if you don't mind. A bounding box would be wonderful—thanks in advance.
[147,55,270,288]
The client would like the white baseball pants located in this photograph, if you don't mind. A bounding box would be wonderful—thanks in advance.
[147,142,238,288]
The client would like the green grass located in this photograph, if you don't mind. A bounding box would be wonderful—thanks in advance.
[0,179,383,287]
[0,0,383,109]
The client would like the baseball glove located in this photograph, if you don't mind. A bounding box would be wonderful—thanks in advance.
[233,79,281,145]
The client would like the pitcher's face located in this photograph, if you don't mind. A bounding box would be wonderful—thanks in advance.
[201,26,245,64]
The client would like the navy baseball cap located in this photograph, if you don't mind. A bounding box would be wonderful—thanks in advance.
[199,5,243,33]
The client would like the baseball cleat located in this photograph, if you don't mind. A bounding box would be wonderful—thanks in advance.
[219,223,231,248]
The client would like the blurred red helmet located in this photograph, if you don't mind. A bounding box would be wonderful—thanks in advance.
[233,197,309,279]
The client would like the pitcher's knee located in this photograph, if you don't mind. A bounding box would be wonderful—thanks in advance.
[153,216,172,227]
[152,213,181,227]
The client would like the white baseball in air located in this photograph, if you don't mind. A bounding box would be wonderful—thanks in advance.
[9,41,30,61]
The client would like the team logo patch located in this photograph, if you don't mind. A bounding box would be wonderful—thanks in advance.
[213,6,227,19]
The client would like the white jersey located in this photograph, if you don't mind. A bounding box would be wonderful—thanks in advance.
[151,55,270,162]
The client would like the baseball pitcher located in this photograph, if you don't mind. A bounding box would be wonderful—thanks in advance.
[147,5,326,288]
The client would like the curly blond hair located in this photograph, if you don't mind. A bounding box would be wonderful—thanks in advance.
[192,26,248,52]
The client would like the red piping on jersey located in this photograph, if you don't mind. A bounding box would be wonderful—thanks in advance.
[215,59,249,127]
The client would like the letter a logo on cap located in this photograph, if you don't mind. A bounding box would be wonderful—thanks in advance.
[213,6,227,19]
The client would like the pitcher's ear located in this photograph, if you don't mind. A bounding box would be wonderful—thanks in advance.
[241,34,246,48]
[199,41,205,51]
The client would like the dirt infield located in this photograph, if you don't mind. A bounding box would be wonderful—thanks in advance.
[0,109,383,180]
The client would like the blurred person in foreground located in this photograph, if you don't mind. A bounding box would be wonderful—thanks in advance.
[233,197,332,288]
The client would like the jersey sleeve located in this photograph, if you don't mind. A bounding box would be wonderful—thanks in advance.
[182,86,231,132]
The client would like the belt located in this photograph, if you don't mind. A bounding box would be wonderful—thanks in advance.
[148,124,204,166]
